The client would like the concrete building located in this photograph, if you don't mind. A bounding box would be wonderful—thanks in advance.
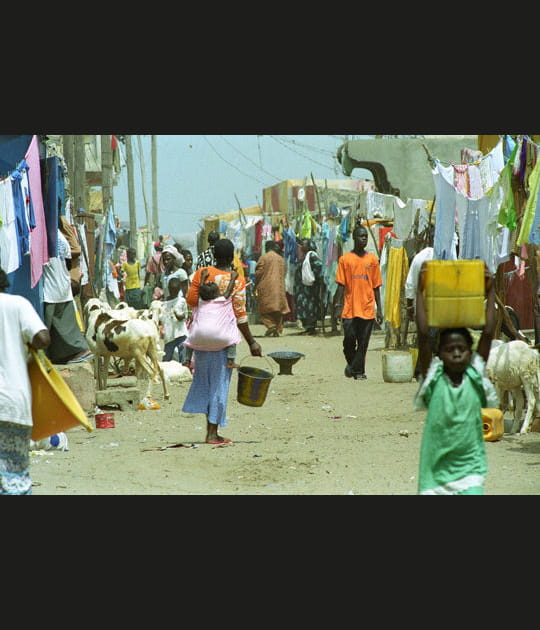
[337,135,479,200]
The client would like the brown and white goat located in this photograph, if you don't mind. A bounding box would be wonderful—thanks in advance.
[85,304,169,400]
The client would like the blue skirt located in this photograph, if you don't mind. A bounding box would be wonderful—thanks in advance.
[182,349,233,428]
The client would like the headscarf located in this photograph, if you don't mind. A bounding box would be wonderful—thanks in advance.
[162,245,185,266]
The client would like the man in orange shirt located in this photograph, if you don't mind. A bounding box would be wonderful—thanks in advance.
[334,224,383,381]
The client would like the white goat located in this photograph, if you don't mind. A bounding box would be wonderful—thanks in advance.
[158,360,192,384]
[486,340,540,435]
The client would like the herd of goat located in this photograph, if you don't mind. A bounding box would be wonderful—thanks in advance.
[81,297,539,436]
[83,298,172,402]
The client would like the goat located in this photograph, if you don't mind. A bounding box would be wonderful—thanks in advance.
[85,299,151,375]
[486,340,540,435]
[158,360,192,384]
[86,304,169,400]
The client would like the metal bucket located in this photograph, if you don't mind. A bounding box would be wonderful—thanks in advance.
[237,357,274,407]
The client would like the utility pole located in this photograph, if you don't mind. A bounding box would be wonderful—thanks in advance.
[151,135,159,241]
[125,135,137,249]
[62,135,74,196]
[73,135,86,212]
[137,135,153,256]
[98,134,114,294]
[101,134,113,216]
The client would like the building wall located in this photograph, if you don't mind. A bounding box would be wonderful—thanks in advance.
[342,136,479,201]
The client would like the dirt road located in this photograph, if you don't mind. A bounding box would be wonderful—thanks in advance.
[30,323,540,495]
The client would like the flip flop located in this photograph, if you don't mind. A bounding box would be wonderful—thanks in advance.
[206,438,233,445]
[67,353,94,364]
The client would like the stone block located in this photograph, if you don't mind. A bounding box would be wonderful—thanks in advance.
[56,362,96,414]
[96,387,141,411]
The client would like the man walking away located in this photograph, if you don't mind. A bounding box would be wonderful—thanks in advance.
[255,241,290,337]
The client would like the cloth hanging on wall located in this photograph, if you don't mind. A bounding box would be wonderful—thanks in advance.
[384,245,409,332]
[26,135,49,288]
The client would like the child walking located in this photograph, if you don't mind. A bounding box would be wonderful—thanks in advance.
[161,277,189,362]
[183,269,241,369]
[414,262,498,495]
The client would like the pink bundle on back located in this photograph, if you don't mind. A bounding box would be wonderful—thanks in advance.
[184,297,241,351]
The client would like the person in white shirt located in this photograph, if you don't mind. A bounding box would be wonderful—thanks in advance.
[405,246,436,379]
[405,246,434,322]
[42,227,93,364]
[0,266,51,494]
[159,245,188,300]
[161,277,189,362]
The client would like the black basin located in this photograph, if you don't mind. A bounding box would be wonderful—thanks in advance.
[267,351,305,375]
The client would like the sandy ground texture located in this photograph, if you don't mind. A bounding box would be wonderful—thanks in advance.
[30,322,540,496]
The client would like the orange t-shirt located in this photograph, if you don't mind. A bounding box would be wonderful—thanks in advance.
[335,251,382,319]
[187,266,248,325]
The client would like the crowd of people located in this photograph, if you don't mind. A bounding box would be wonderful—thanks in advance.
[1,221,503,496]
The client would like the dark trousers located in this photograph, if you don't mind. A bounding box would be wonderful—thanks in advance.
[342,317,375,377]
[125,288,142,309]
[44,301,89,364]
[163,335,187,362]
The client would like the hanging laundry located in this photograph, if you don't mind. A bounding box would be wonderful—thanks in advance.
[432,161,457,260]
[384,245,409,332]
[0,177,19,274]
[453,164,469,196]
[503,135,516,162]
[516,151,540,246]
[300,210,313,239]
[27,135,51,288]
[461,148,483,164]
[11,161,33,262]
[467,164,483,199]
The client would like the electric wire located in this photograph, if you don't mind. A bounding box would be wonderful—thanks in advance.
[202,135,267,185]
[273,135,337,157]
[218,135,282,182]
[268,135,339,172]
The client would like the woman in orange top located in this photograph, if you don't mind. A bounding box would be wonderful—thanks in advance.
[182,239,262,445]
[334,224,383,381]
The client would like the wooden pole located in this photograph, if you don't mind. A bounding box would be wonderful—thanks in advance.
[125,135,137,249]
[73,135,86,213]
[151,135,159,242]
[100,134,113,218]
[310,172,323,222]
[62,135,74,197]
[137,135,153,257]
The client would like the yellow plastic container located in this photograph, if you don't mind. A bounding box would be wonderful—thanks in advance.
[482,408,504,442]
[424,260,485,328]
[28,349,94,441]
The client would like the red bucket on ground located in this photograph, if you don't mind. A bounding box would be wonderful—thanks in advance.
[95,413,115,429]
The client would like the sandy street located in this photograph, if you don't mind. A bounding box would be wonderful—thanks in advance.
[30,323,540,495]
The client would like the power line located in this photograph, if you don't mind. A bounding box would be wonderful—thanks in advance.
[218,135,282,182]
[268,135,338,172]
[275,135,337,157]
[202,135,267,185]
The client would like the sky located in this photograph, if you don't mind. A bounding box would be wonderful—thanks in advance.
[112,135,373,243]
